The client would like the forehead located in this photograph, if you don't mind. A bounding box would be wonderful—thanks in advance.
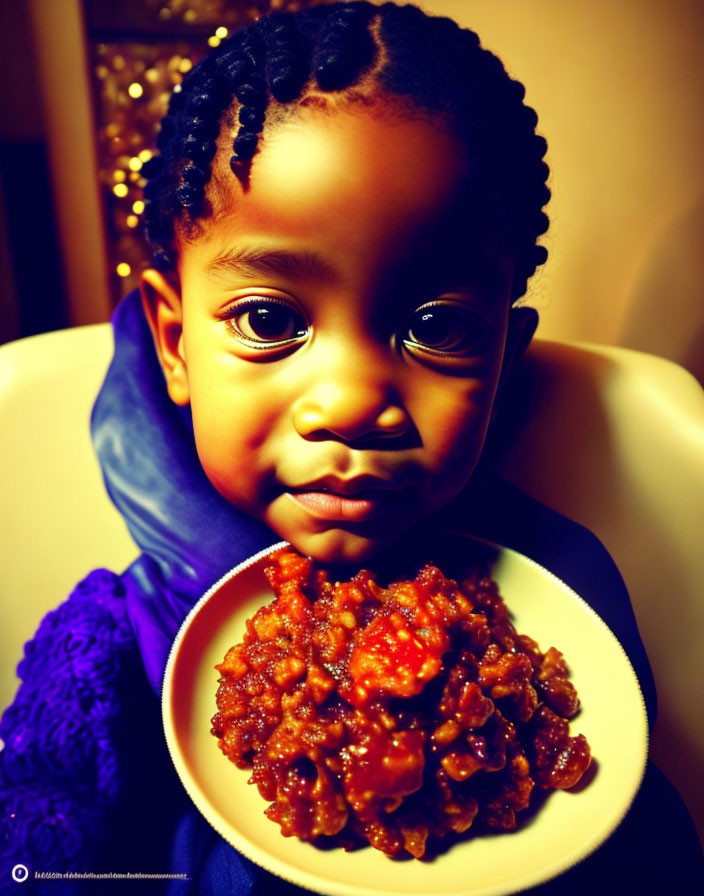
[256,106,465,207]
[180,104,503,287]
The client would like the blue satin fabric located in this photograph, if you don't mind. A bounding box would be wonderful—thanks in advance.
[91,290,279,695]
[88,290,700,894]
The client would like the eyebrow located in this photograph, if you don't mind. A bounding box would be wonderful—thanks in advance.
[205,245,340,285]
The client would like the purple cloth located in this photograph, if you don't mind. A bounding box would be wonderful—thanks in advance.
[0,570,139,893]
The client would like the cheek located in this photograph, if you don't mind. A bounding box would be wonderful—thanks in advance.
[412,380,496,474]
[186,372,281,502]
[191,420,254,502]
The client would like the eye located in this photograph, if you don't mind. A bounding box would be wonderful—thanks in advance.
[225,298,308,349]
[402,301,485,356]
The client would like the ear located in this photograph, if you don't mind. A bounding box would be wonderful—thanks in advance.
[140,268,190,406]
[494,305,539,403]
[501,305,539,378]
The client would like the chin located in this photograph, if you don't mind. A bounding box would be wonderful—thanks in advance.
[285,527,395,568]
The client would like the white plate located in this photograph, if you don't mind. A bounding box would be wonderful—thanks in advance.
[162,536,648,896]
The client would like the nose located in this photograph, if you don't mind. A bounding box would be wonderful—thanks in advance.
[292,379,411,443]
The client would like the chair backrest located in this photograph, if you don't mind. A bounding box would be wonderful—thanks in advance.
[1,326,702,838]
[0,324,138,712]
[495,339,704,840]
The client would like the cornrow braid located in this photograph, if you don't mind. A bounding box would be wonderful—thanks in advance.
[263,13,312,103]
[312,2,376,91]
[226,30,269,165]
[144,57,235,268]
[143,1,551,302]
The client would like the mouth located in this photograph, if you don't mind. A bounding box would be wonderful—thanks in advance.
[285,476,408,523]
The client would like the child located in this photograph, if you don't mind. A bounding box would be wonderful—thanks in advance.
[1,3,701,893]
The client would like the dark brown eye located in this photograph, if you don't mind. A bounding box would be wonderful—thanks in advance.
[230,300,308,346]
[403,302,482,354]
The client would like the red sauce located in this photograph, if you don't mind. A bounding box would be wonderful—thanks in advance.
[211,548,591,858]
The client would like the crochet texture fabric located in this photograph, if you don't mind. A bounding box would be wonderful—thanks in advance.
[0,570,134,873]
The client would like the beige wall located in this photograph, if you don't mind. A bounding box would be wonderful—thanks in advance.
[422,0,704,380]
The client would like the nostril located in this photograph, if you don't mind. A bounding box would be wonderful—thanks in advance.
[375,405,410,438]
[292,401,411,443]
[292,403,329,438]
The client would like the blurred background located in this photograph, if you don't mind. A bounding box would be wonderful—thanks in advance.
[1,0,703,382]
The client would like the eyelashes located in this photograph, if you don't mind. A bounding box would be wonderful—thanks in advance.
[401,301,487,357]
[223,297,308,350]
[222,296,487,359]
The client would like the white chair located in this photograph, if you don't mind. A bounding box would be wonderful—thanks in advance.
[494,339,704,843]
[0,325,138,714]
[1,326,702,842]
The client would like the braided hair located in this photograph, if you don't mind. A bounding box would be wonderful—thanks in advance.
[143,1,550,302]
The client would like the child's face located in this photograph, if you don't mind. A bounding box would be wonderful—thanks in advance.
[145,105,515,564]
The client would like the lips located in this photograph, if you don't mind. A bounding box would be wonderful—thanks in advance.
[288,490,382,521]
[286,476,406,523]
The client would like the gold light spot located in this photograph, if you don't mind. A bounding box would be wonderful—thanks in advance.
[215,26,228,39]
[116,262,131,277]
[126,215,139,228]
[145,68,159,84]
[184,9,196,22]
[207,36,220,48]
[132,200,145,214]
[128,82,144,99]
[113,55,125,71]
[178,58,193,74]
[95,65,109,79]
[113,170,126,183]
[113,183,129,198]
[138,149,153,163]
[128,156,142,172]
